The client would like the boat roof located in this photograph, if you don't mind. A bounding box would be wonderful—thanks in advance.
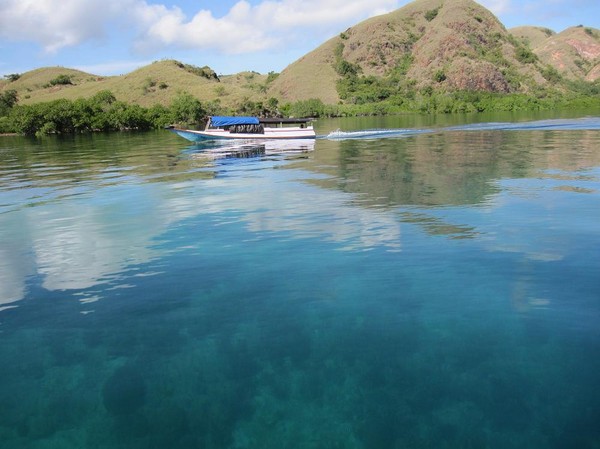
[210,116,260,126]
[210,116,312,127]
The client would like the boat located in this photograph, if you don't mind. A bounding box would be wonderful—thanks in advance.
[166,116,316,142]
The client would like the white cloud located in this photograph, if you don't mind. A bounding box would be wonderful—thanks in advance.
[132,0,400,54]
[133,1,277,54]
[0,0,130,53]
[0,0,399,55]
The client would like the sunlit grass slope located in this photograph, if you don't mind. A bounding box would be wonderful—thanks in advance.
[4,60,269,108]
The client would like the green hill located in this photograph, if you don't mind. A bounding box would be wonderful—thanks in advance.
[0,67,98,101]
[1,60,269,109]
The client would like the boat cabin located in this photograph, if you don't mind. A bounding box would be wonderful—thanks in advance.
[207,116,312,135]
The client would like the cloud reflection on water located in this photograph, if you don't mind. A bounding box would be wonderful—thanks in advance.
[0,140,402,305]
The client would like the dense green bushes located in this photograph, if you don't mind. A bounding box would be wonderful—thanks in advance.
[48,74,73,86]
[1,90,176,136]
[282,99,327,118]
[424,7,440,21]
[0,89,297,136]
[305,87,600,117]
[515,46,537,64]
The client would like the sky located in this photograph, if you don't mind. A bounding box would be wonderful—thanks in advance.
[0,0,599,77]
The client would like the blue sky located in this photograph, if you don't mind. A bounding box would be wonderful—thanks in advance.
[1,0,599,77]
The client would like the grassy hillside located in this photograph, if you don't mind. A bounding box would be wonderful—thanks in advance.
[2,60,270,109]
[1,67,99,101]
[267,40,341,104]
[510,26,556,48]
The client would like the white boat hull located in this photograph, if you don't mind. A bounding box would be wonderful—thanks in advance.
[168,126,315,142]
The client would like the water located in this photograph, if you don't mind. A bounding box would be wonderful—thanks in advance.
[322,116,600,139]
[0,113,599,448]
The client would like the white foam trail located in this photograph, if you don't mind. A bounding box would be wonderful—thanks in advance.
[324,117,600,141]
[325,128,430,140]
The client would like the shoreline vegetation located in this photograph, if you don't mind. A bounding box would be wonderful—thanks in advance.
[1,77,599,137]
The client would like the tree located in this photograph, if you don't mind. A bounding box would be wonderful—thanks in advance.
[4,73,21,82]
[147,104,172,128]
[91,90,117,108]
[266,97,279,116]
[10,104,46,136]
[170,92,205,125]
[288,99,325,118]
[0,89,18,116]
[113,103,152,130]
[41,99,76,134]
[72,98,95,131]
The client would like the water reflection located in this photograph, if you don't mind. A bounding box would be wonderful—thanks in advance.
[399,211,478,239]
[0,136,395,306]
[184,139,315,160]
[308,130,600,208]
[1,124,599,310]
[1,184,179,303]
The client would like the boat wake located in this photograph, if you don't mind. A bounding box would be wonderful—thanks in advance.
[324,128,431,140]
[323,117,600,141]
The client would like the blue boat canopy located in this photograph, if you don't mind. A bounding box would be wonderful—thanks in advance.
[210,116,259,127]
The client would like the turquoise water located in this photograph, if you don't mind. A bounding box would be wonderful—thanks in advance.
[0,115,599,448]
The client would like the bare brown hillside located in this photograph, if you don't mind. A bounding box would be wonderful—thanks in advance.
[269,0,554,103]
[533,26,600,81]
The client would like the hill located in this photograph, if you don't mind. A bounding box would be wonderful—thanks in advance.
[531,26,600,81]
[0,66,99,99]
[509,26,556,49]
[269,0,554,103]
[1,60,269,109]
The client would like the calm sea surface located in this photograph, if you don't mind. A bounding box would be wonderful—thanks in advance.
[1,112,599,448]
